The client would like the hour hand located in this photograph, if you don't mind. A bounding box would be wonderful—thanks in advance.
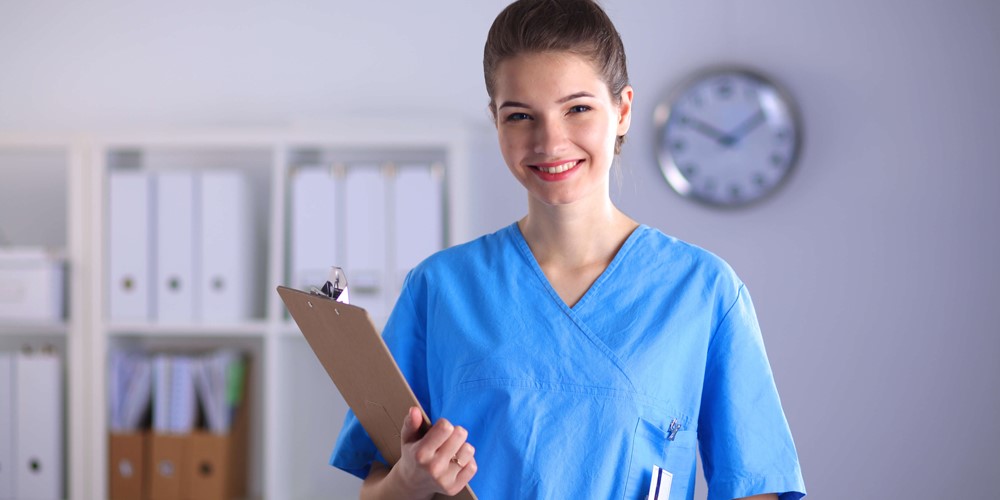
[727,109,766,143]
[679,114,729,145]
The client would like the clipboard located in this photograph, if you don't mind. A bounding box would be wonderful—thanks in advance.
[277,285,478,500]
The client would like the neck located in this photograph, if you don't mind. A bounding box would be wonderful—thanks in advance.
[518,194,637,269]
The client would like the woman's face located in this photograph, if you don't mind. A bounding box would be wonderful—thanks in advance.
[492,51,632,209]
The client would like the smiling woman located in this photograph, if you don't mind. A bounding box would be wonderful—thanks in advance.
[329,1,807,499]
[492,51,632,210]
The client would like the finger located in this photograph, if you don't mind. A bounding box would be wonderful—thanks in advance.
[436,425,469,467]
[413,418,456,460]
[400,406,424,444]
[451,442,475,468]
[453,455,478,488]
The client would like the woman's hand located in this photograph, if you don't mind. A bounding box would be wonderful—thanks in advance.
[383,406,477,499]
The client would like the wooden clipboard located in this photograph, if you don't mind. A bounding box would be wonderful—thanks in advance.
[277,286,477,500]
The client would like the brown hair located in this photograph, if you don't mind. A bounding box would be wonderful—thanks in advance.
[484,0,630,154]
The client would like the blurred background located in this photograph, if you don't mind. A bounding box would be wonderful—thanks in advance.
[1,0,999,499]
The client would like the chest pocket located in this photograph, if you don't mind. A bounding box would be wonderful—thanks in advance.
[623,417,697,500]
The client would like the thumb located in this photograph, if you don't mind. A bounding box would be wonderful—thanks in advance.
[400,406,423,444]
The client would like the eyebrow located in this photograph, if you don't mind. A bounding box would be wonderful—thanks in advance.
[497,91,596,110]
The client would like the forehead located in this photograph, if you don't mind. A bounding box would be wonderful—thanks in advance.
[493,51,608,100]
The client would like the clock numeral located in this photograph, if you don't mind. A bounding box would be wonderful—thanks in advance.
[717,83,733,100]
[729,185,741,199]
[776,129,791,142]
[753,173,766,186]
[703,179,717,192]
[770,154,785,167]
[671,139,686,153]
[682,164,698,178]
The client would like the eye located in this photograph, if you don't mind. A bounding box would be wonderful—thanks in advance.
[568,105,592,114]
[504,112,531,122]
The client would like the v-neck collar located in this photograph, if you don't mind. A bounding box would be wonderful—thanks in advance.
[506,222,648,313]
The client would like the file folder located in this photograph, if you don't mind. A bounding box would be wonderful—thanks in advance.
[0,352,12,499]
[290,166,338,291]
[148,434,184,500]
[108,432,147,500]
[344,166,387,320]
[152,354,172,434]
[14,351,62,500]
[199,171,255,323]
[154,171,198,322]
[392,165,444,297]
[277,285,477,500]
[183,358,249,500]
[108,170,153,321]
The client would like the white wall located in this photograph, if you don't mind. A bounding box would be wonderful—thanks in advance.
[2,1,998,498]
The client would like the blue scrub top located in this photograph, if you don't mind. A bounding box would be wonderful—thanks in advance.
[331,223,806,500]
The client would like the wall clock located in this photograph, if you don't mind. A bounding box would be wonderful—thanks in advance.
[654,67,802,208]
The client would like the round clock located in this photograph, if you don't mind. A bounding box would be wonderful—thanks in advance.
[654,67,802,208]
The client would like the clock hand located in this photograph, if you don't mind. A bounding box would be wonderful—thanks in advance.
[679,114,729,145]
[727,109,766,144]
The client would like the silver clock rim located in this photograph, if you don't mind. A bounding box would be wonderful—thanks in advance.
[653,65,804,209]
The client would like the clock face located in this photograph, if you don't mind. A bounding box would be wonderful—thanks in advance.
[655,68,801,208]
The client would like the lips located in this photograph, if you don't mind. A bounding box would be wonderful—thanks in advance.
[531,160,581,174]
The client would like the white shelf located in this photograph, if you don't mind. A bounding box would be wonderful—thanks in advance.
[2,124,469,499]
[0,322,69,336]
[106,321,270,338]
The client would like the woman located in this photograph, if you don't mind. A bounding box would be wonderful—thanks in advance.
[332,1,806,499]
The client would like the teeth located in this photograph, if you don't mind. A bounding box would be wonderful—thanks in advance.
[538,161,577,174]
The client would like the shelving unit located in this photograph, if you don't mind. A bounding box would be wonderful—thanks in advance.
[1,122,474,499]
[0,135,88,500]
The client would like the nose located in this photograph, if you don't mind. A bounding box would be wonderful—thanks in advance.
[533,117,567,156]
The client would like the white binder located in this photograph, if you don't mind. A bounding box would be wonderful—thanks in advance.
[290,166,338,291]
[199,171,255,323]
[154,171,198,322]
[393,165,444,297]
[344,166,387,321]
[14,351,62,500]
[108,170,153,322]
[0,352,13,499]
[151,354,171,433]
[167,356,197,434]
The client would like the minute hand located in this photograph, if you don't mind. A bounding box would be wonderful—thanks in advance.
[681,115,729,145]
[727,109,766,144]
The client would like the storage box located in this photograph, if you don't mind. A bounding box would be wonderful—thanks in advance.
[109,432,149,500]
[0,248,66,322]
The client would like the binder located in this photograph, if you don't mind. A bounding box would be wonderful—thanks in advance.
[167,356,197,435]
[344,166,387,320]
[13,351,62,500]
[392,165,444,297]
[0,352,13,499]
[152,354,172,434]
[183,359,250,500]
[109,170,153,321]
[108,432,147,500]
[148,433,184,500]
[199,171,255,323]
[277,285,477,500]
[154,171,198,322]
[290,166,338,291]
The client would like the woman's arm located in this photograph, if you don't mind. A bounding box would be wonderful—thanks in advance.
[359,407,477,500]
[738,494,779,500]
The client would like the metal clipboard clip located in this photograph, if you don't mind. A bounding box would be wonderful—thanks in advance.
[310,266,350,304]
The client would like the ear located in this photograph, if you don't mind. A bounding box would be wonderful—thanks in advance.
[616,85,634,136]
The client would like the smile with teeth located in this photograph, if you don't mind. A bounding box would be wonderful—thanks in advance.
[533,160,580,174]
